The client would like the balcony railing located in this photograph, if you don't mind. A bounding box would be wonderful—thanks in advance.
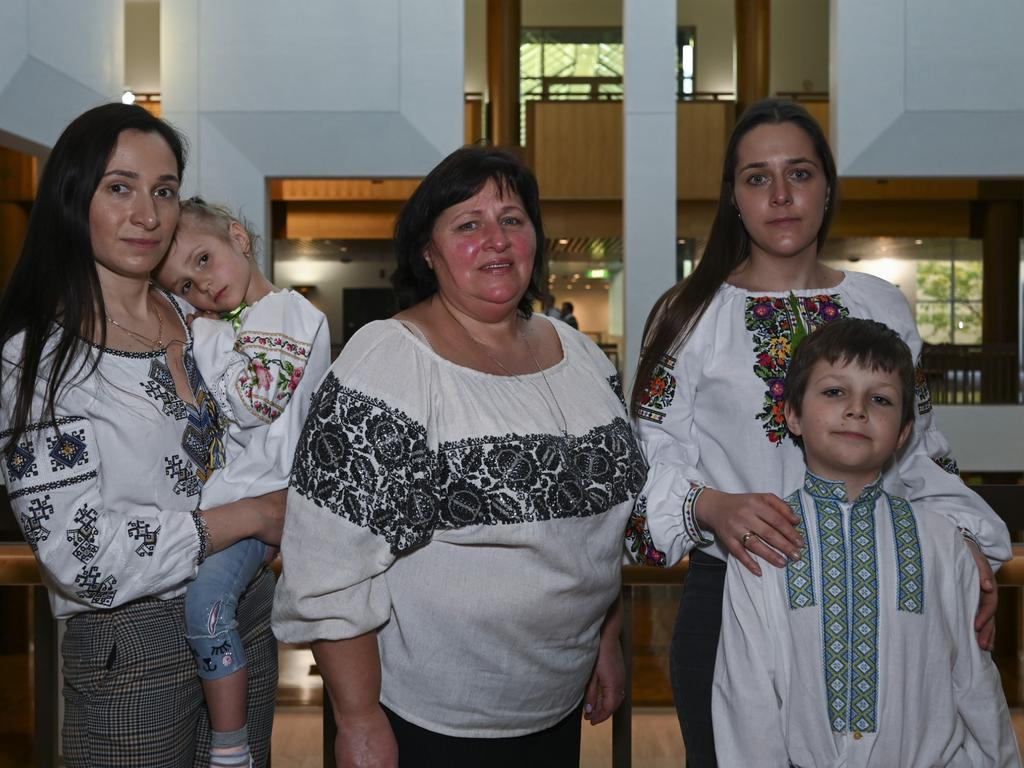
[921,343,1021,404]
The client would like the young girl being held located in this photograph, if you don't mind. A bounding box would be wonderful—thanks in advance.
[155,198,331,767]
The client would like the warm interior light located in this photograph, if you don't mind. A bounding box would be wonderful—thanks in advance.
[122,90,136,105]
[291,284,315,296]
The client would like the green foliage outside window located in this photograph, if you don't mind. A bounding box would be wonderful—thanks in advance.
[915,260,983,344]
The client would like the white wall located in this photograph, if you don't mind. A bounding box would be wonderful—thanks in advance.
[832,0,1024,176]
[0,0,123,154]
[162,0,465,272]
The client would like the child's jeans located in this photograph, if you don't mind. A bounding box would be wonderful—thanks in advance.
[184,537,268,680]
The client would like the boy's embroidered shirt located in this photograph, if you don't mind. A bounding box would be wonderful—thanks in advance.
[0,292,224,617]
[630,270,1010,568]
[189,289,331,509]
[713,475,1021,767]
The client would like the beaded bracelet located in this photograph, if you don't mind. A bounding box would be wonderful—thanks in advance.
[191,509,210,565]
[682,482,713,547]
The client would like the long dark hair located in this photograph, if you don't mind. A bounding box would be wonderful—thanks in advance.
[0,103,186,452]
[630,98,837,415]
[391,145,546,316]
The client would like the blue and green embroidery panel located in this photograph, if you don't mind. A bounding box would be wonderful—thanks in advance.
[786,475,924,734]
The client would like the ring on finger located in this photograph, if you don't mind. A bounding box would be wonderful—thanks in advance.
[740,531,756,547]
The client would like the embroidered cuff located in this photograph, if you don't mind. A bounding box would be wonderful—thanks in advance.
[959,527,980,549]
[191,510,210,565]
[683,483,713,547]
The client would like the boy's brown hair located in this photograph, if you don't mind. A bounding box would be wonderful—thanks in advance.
[785,318,916,431]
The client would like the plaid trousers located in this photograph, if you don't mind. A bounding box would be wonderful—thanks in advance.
[62,567,278,767]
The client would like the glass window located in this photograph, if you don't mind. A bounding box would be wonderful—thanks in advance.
[519,26,696,145]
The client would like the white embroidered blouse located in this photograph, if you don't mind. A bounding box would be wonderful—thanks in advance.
[272,316,646,737]
[190,289,331,508]
[0,294,221,617]
[628,270,1011,568]
[712,473,1021,767]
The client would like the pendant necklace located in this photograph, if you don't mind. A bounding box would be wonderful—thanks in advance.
[439,299,569,437]
[106,291,166,351]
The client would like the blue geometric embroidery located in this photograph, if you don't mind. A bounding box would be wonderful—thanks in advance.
[785,490,815,609]
[74,565,117,607]
[144,359,188,421]
[807,473,883,735]
[47,429,88,471]
[816,498,849,732]
[804,472,847,502]
[182,389,224,486]
[127,520,160,557]
[66,504,100,563]
[20,495,55,551]
[848,495,879,733]
[889,496,924,614]
[6,443,37,481]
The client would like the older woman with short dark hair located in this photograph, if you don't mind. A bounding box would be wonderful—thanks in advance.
[273,146,645,767]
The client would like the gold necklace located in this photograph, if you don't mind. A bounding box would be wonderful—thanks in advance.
[439,298,569,436]
[106,292,165,351]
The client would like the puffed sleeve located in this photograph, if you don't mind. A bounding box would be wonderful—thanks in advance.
[272,324,437,642]
[876,278,1012,567]
[629,317,714,566]
[191,290,327,429]
[947,532,1023,766]
[197,291,332,508]
[712,562,787,766]
[1,348,203,612]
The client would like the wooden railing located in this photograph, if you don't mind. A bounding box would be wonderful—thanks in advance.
[4,485,1024,767]
[921,343,1021,404]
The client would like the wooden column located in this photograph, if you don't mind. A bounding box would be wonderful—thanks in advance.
[0,146,36,291]
[977,199,1022,346]
[486,0,521,147]
[735,0,770,113]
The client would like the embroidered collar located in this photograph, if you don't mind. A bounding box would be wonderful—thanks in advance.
[803,471,883,505]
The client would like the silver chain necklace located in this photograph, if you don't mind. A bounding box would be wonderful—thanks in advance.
[439,298,569,437]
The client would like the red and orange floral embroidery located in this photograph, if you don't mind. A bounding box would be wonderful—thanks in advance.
[637,353,678,424]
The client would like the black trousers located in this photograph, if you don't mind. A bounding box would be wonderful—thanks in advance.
[383,703,583,768]
[669,549,726,768]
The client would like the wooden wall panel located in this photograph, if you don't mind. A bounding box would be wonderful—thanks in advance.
[269,179,420,202]
[528,101,623,200]
[283,202,403,239]
[677,102,732,199]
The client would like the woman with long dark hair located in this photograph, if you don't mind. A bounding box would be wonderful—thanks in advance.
[0,103,283,765]
[628,98,1010,766]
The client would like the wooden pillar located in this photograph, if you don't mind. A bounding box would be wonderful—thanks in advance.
[486,0,521,147]
[978,199,1022,347]
[0,146,36,291]
[735,0,770,114]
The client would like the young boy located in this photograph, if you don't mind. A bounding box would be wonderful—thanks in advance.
[712,318,1020,767]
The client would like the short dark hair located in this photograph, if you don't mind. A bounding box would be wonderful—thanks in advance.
[561,301,574,313]
[785,318,916,431]
[391,145,545,315]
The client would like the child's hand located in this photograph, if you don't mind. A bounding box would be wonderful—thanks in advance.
[186,310,221,326]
